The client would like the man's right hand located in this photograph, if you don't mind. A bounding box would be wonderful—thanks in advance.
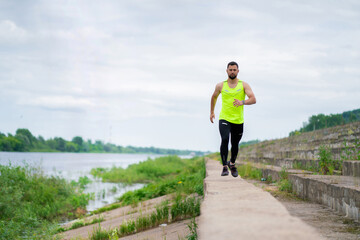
[210,113,215,123]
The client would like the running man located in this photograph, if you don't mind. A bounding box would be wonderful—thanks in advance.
[210,61,256,177]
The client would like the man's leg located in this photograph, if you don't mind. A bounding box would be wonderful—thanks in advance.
[219,120,231,166]
[219,120,231,176]
[229,123,244,164]
[226,123,243,177]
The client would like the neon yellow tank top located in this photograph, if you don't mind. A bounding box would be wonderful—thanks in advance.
[219,80,245,124]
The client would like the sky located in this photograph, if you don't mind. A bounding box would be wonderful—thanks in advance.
[0,0,359,152]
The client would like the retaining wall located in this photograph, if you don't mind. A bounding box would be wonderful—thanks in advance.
[252,164,360,222]
[238,121,360,163]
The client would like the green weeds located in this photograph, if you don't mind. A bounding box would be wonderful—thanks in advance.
[91,203,122,215]
[238,163,262,180]
[278,167,292,193]
[318,145,342,175]
[186,217,198,240]
[90,223,109,240]
[170,196,201,222]
[59,215,105,232]
[341,137,360,161]
[0,164,92,239]
[116,157,205,206]
[88,196,200,240]
[91,155,189,183]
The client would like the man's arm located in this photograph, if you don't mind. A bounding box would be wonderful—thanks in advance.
[210,82,223,123]
[233,81,256,107]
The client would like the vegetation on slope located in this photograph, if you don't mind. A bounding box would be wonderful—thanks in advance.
[0,164,92,240]
[91,155,206,206]
[289,108,360,136]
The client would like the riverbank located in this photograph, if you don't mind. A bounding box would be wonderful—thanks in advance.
[0,156,205,239]
[57,156,205,239]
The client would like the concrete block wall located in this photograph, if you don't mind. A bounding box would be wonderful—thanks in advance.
[343,161,360,177]
[289,175,360,222]
[258,166,360,222]
[238,121,360,166]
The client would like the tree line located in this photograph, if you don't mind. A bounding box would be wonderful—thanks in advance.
[0,128,205,155]
[289,108,360,136]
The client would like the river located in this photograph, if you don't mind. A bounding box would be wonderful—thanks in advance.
[0,152,165,212]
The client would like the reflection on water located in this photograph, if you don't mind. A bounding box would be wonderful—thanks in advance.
[0,152,159,211]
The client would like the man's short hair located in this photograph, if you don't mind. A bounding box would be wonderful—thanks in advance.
[227,61,238,69]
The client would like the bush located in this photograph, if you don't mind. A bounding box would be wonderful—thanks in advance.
[0,164,91,239]
[318,145,334,175]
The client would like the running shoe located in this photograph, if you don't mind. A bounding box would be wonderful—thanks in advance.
[227,162,238,177]
[221,166,229,176]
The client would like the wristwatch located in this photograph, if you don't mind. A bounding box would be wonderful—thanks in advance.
[242,100,245,105]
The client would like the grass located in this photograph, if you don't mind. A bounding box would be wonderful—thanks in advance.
[90,203,122,215]
[56,156,205,237]
[84,156,205,239]
[88,196,200,240]
[206,152,221,162]
[56,215,105,233]
[115,156,205,206]
[237,162,294,194]
[186,217,198,240]
[0,163,92,240]
[238,163,263,180]
[90,155,189,183]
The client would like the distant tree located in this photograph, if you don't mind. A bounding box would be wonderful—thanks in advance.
[54,137,66,151]
[289,108,360,136]
[103,143,111,152]
[349,112,357,122]
[37,135,45,143]
[72,136,83,147]
[82,141,90,152]
[65,142,78,152]
[6,136,24,151]
[46,139,57,150]
[15,129,37,146]
[0,138,12,151]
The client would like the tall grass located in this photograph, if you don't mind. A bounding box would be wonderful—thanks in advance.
[117,157,205,206]
[89,196,200,240]
[0,163,92,239]
[238,163,262,180]
[91,155,189,183]
[87,156,205,239]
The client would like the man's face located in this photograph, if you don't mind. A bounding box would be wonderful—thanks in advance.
[226,65,239,80]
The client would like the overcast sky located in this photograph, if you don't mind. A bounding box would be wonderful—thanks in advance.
[0,0,359,152]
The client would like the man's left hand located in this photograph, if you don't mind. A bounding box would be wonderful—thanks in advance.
[233,99,244,107]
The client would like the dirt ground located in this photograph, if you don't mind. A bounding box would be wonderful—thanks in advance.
[246,179,360,240]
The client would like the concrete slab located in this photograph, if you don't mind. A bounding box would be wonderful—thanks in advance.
[198,158,325,240]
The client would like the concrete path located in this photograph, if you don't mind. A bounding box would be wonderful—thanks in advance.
[198,159,325,240]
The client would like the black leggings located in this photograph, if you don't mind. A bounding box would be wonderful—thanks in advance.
[219,120,244,166]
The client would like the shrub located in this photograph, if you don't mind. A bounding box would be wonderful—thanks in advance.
[0,163,91,239]
[318,145,334,175]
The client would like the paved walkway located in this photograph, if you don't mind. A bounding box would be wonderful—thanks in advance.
[198,159,325,240]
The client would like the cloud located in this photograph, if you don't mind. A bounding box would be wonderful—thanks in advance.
[18,95,96,112]
[0,20,27,43]
[0,0,359,151]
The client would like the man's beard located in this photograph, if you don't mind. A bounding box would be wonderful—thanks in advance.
[228,74,237,80]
